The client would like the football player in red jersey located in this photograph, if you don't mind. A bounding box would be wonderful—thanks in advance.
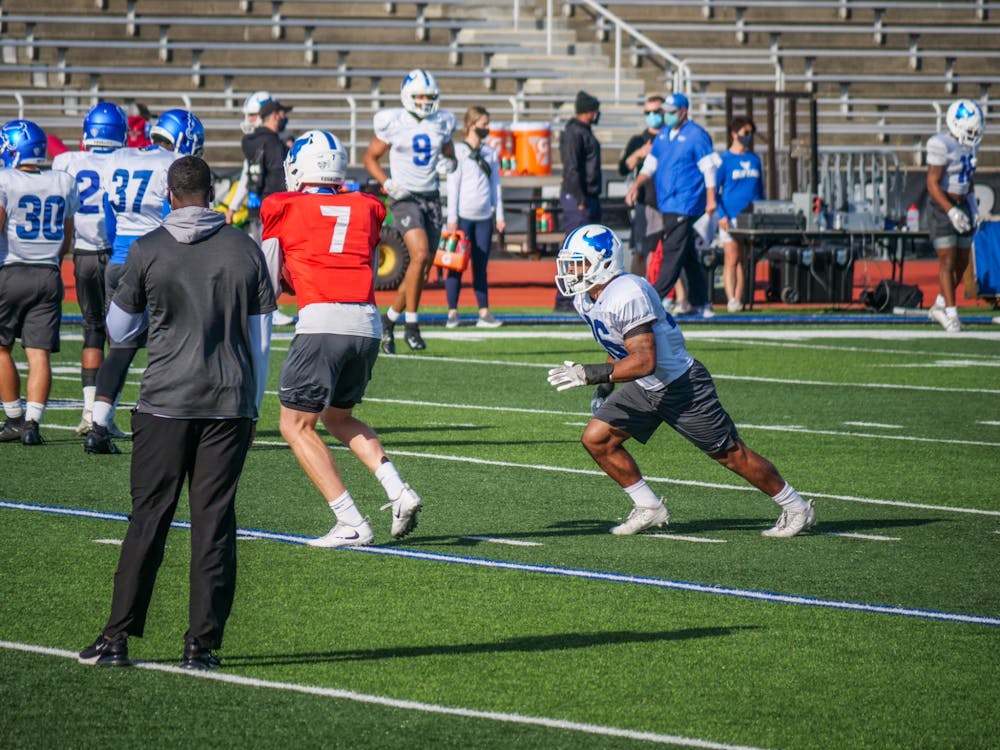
[261,130,423,547]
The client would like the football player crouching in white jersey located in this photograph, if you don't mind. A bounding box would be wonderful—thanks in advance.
[363,68,457,353]
[0,120,79,446]
[924,98,985,333]
[52,102,129,436]
[546,225,816,538]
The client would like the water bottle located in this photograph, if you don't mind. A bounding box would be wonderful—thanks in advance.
[906,204,920,232]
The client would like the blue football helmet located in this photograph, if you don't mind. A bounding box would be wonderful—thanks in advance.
[149,109,205,156]
[283,129,347,192]
[555,224,624,296]
[0,119,47,167]
[82,102,128,150]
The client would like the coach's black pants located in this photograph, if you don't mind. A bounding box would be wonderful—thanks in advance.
[653,213,709,307]
[103,412,253,650]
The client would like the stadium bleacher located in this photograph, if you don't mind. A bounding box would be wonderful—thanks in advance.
[0,0,995,169]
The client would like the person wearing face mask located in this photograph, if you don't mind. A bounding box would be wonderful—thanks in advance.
[625,92,720,319]
[240,98,293,246]
[618,95,664,276]
[560,91,603,233]
[443,106,506,328]
[717,116,764,313]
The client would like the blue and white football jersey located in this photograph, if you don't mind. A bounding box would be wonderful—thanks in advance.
[373,107,456,193]
[51,149,119,252]
[926,131,977,196]
[0,168,79,266]
[573,273,694,390]
[99,145,179,263]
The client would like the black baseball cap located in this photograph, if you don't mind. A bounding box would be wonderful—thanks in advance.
[258,100,293,119]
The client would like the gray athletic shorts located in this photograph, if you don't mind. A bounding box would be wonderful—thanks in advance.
[594,360,739,453]
[926,200,974,250]
[390,191,443,251]
[0,264,63,352]
[73,251,108,349]
[278,332,380,413]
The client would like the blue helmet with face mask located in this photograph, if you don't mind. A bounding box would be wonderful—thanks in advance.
[0,119,47,167]
[149,109,205,156]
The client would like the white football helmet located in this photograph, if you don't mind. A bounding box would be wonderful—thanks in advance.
[946,99,984,148]
[283,129,347,192]
[240,90,273,134]
[555,224,624,296]
[400,69,440,118]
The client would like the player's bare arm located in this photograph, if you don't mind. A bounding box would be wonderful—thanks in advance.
[926,164,953,212]
[363,137,390,186]
[614,325,657,381]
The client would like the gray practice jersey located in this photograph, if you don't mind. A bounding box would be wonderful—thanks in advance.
[926,131,977,195]
[0,168,79,266]
[573,273,694,390]
[51,148,118,251]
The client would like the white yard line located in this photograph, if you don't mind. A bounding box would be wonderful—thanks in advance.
[0,641,769,750]
[842,422,903,429]
[820,532,901,541]
[647,534,727,544]
[461,536,544,547]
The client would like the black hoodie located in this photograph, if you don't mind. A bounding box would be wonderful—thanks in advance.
[240,126,288,200]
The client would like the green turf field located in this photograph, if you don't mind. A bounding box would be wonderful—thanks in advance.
[2,324,998,749]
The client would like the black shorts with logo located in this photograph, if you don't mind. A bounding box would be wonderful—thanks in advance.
[390,191,443,253]
[594,360,739,453]
[278,333,380,413]
[0,263,63,352]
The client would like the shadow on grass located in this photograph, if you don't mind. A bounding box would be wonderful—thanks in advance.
[198,626,758,667]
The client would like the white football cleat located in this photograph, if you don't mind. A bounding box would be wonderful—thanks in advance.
[76,411,94,436]
[762,501,817,538]
[272,309,296,326]
[381,484,423,539]
[610,503,669,536]
[306,519,374,548]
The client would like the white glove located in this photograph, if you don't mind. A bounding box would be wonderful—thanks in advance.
[436,157,457,177]
[383,179,411,202]
[947,205,972,234]
[547,361,588,392]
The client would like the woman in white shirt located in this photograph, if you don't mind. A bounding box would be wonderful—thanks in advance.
[444,106,506,328]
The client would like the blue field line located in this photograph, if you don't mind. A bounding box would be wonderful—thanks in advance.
[4,499,998,628]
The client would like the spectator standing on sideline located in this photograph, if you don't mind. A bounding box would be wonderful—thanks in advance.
[443,106,506,329]
[618,95,664,276]
[625,93,720,319]
[240,98,292,245]
[52,102,129,435]
[716,116,764,313]
[84,109,201,454]
[364,69,457,354]
[546,224,816,538]
[78,156,274,670]
[228,92,296,326]
[560,90,603,232]
[262,130,423,547]
[0,120,78,446]
[925,98,984,333]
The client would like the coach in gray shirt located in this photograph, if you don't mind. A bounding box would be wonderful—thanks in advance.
[78,156,276,671]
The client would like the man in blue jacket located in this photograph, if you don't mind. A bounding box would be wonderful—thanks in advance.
[625,93,720,318]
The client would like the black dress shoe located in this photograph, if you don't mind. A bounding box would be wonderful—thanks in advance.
[78,634,132,667]
[181,642,221,670]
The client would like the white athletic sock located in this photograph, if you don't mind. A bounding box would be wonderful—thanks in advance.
[385,307,401,323]
[772,482,808,513]
[82,385,96,412]
[404,312,419,324]
[623,479,662,510]
[375,460,406,500]
[3,400,24,420]
[329,491,365,527]
[24,401,45,424]
[92,401,113,429]
[945,306,959,319]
